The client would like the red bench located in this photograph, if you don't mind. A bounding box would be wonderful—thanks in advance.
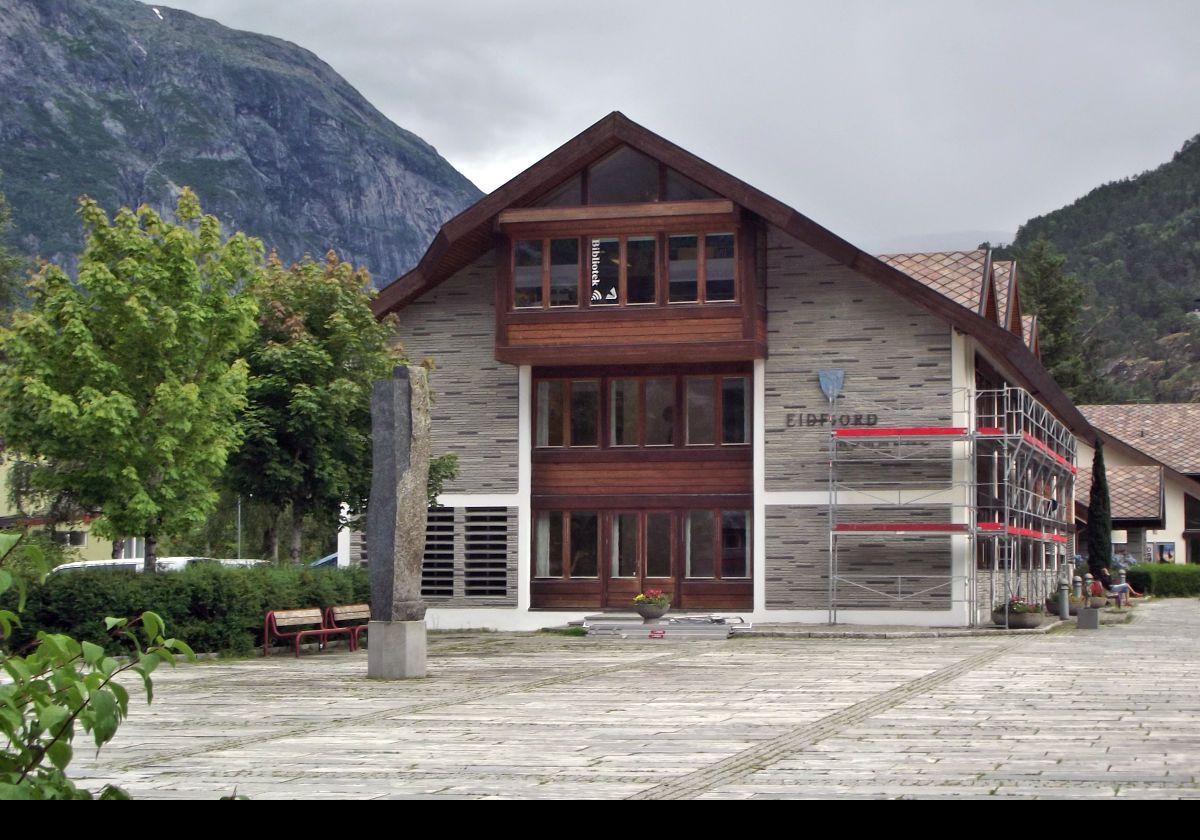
[263,608,355,657]
[324,604,370,650]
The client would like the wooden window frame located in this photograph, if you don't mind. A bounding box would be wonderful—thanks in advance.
[684,508,751,581]
[509,229,739,313]
[536,371,752,451]
[534,509,600,580]
[511,236,584,311]
[667,232,737,305]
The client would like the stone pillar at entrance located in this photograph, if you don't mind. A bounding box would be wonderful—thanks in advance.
[367,366,431,680]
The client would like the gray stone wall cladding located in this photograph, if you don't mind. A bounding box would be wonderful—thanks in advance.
[764,228,954,492]
[763,229,957,611]
[766,505,954,611]
[391,252,518,494]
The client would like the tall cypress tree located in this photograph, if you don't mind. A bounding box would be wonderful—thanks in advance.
[1086,438,1113,578]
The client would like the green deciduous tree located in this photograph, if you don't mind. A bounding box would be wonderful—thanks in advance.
[1086,439,1113,579]
[0,190,261,571]
[226,252,400,564]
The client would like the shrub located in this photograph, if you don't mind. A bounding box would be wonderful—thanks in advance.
[3,565,369,656]
[1126,564,1200,598]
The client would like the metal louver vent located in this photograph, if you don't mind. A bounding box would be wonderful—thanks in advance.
[422,507,456,597]
[464,507,509,596]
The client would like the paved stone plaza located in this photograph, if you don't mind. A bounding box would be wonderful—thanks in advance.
[72,600,1200,799]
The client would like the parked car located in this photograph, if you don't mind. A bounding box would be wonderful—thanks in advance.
[309,552,338,569]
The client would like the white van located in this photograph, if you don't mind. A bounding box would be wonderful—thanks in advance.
[47,556,237,575]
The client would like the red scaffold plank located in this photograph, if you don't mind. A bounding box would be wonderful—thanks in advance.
[1021,431,1078,473]
[832,427,968,438]
[833,523,968,533]
[976,521,1005,531]
[975,426,1005,436]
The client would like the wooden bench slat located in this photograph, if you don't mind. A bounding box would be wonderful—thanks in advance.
[271,609,324,626]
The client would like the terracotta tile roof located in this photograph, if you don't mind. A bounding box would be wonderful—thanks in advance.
[993,260,1014,326]
[1077,465,1163,521]
[1080,404,1200,475]
[876,250,987,315]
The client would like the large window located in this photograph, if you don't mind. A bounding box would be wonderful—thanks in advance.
[668,232,736,303]
[535,511,599,579]
[514,230,736,310]
[514,238,581,309]
[685,510,750,579]
[535,373,751,449]
[535,509,749,581]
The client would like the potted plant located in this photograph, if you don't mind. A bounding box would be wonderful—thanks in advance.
[992,596,1044,629]
[1044,593,1085,616]
[632,589,671,623]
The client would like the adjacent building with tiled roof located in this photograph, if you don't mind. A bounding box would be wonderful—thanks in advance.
[1075,407,1200,564]
[1079,404,1200,477]
[1077,466,1164,523]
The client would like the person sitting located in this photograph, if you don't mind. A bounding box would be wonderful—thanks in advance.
[1095,567,1142,606]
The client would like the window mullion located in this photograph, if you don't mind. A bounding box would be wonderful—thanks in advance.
[713,508,723,581]
[542,238,550,309]
[698,233,708,303]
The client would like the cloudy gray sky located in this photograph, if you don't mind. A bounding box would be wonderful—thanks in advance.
[163,0,1200,251]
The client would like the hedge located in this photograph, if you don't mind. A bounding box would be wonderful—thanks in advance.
[2,564,370,656]
[1126,563,1200,598]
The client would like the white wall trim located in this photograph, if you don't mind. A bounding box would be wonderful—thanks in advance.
[436,493,521,508]
[517,365,532,612]
[764,490,958,506]
[753,359,767,613]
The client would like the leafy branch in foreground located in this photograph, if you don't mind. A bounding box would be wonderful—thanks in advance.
[0,533,194,800]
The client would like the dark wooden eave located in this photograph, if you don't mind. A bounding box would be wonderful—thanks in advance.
[373,111,1096,440]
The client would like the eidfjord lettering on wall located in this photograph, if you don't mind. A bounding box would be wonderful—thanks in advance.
[786,413,879,428]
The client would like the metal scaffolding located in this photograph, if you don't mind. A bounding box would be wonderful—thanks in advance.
[828,385,1075,625]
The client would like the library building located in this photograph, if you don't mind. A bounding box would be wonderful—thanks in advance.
[368,113,1088,630]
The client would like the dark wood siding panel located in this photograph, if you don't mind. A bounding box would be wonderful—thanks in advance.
[508,317,745,346]
[534,458,751,496]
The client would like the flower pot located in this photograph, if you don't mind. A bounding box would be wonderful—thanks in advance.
[633,603,669,623]
[992,610,1043,629]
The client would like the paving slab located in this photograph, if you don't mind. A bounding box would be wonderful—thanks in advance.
[66,600,1200,799]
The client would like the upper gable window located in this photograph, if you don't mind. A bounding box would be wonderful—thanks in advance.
[531,146,721,207]
[665,169,718,201]
[587,147,660,204]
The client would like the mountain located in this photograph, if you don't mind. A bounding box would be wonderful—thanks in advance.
[1003,134,1200,401]
[0,0,481,285]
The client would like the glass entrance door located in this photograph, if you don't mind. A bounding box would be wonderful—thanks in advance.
[605,512,675,608]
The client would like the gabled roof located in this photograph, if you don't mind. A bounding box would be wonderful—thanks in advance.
[993,260,1023,334]
[1077,466,1164,522]
[876,250,996,321]
[373,111,1093,439]
[1080,404,1200,475]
